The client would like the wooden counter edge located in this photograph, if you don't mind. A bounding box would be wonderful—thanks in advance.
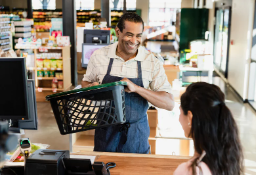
[71,151,191,160]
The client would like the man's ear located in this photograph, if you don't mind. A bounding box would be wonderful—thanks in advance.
[115,27,120,37]
[187,110,193,125]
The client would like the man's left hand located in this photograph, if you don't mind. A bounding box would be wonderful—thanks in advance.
[120,78,139,93]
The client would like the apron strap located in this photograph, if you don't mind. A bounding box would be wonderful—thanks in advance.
[106,58,114,75]
[137,61,143,79]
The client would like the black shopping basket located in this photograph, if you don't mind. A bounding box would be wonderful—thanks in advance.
[46,81,127,135]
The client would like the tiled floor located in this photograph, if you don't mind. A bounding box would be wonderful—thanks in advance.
[21,75,256,174]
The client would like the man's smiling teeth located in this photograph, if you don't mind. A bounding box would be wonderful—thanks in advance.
[128,43,136,47]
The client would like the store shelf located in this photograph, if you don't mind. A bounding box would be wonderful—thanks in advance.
[38,46,69,50]
[37,68,63,71]
[0,42,10,46]
[0,36,10,40]
[0,21,10,24]
[0,26,11,29]
[2,47,11,51]
[37,77,63,80]
[37,57,63,60]
[36,88,63,92]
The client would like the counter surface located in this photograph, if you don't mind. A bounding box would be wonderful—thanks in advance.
[73,151,190,175]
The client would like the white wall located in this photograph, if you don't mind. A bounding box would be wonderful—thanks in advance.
[181,0,193,8]
[228,0,255,100]
[136,0,149,26]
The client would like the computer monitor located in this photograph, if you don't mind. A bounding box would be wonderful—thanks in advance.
[82,43,109,68]
[0,58,29,120]
[18,80,38,130]
[0,58,38,131]
[84,29,110,44]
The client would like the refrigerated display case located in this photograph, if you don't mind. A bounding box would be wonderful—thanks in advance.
[213,7,231,78]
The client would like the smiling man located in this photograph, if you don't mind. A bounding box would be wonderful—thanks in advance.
[82,13,174,154]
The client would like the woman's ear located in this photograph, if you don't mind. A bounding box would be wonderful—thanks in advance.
[187,110,193,126]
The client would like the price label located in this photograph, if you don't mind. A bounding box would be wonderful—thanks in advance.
[43,68,47,70]
[57,68,61,70]
[37,68,41,70]
[38,77,42,80]
[51,68,55,70]
[38,87,43,92]
[52,88,57,93]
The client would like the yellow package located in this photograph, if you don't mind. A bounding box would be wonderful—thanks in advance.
[50,59,57,69]
[56,60,63,69]
[36,59,44,68]
[59,72,63,78]
[43,59,51,69]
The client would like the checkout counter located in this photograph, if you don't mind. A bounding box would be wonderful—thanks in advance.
[72,151,190,175]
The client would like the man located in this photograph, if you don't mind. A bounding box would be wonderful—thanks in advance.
[82,13,174,154]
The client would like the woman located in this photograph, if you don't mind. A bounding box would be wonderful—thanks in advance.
[174,82,243,175]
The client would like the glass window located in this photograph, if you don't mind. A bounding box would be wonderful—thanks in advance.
[76,0,95,10]
[32,0,56,10]
[110,0,136,10]
[149,0,181,26]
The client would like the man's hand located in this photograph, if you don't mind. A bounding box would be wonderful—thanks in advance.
[120,78,139,93]
[81,81,99,88]
[88,82,99,87]
[120,78,174,111]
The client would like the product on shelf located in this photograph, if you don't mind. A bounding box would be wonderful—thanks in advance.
[37,59,44,68]
[56,60,63,69]
[37,71,44,77]
[50,59,57,69]
[58,81,63,89]
[52,80,58,88]
[55,72,63,78]
[43,59,51,69]
[49,71,55,77]
[44,70,50,77]
[0,16,11,51]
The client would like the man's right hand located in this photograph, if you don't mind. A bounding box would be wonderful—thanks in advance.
[81,81,99,88]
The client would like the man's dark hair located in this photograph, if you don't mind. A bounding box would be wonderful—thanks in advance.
[117,12,144,32]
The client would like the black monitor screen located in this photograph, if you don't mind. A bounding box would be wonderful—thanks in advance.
[0,58,28,120]
[84,29,110,44]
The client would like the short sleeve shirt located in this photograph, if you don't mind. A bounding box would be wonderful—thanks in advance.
[83,42,172,94]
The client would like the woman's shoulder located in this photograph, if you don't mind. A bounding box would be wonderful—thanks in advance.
[173,160,212,175]
[173,161,191,175]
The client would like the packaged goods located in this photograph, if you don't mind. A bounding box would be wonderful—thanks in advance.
[44,70,50,77]
[58,81,63,89]
[56,60,63,69]
[49,71,55,77]
[36,59,44,68]
[50,59,57,69]
[37,71,44,77]
[43,59,51,69]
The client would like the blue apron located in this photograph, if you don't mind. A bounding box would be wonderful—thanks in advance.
[94,58,150,154]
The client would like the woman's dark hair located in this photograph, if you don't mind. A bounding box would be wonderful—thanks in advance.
[180,82,243,175]
[117,12,144,32]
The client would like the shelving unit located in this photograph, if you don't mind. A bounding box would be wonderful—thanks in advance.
[0,16,12,54]
[13,20,33,47]
[34,46,72,101]
[15,45,72,101]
